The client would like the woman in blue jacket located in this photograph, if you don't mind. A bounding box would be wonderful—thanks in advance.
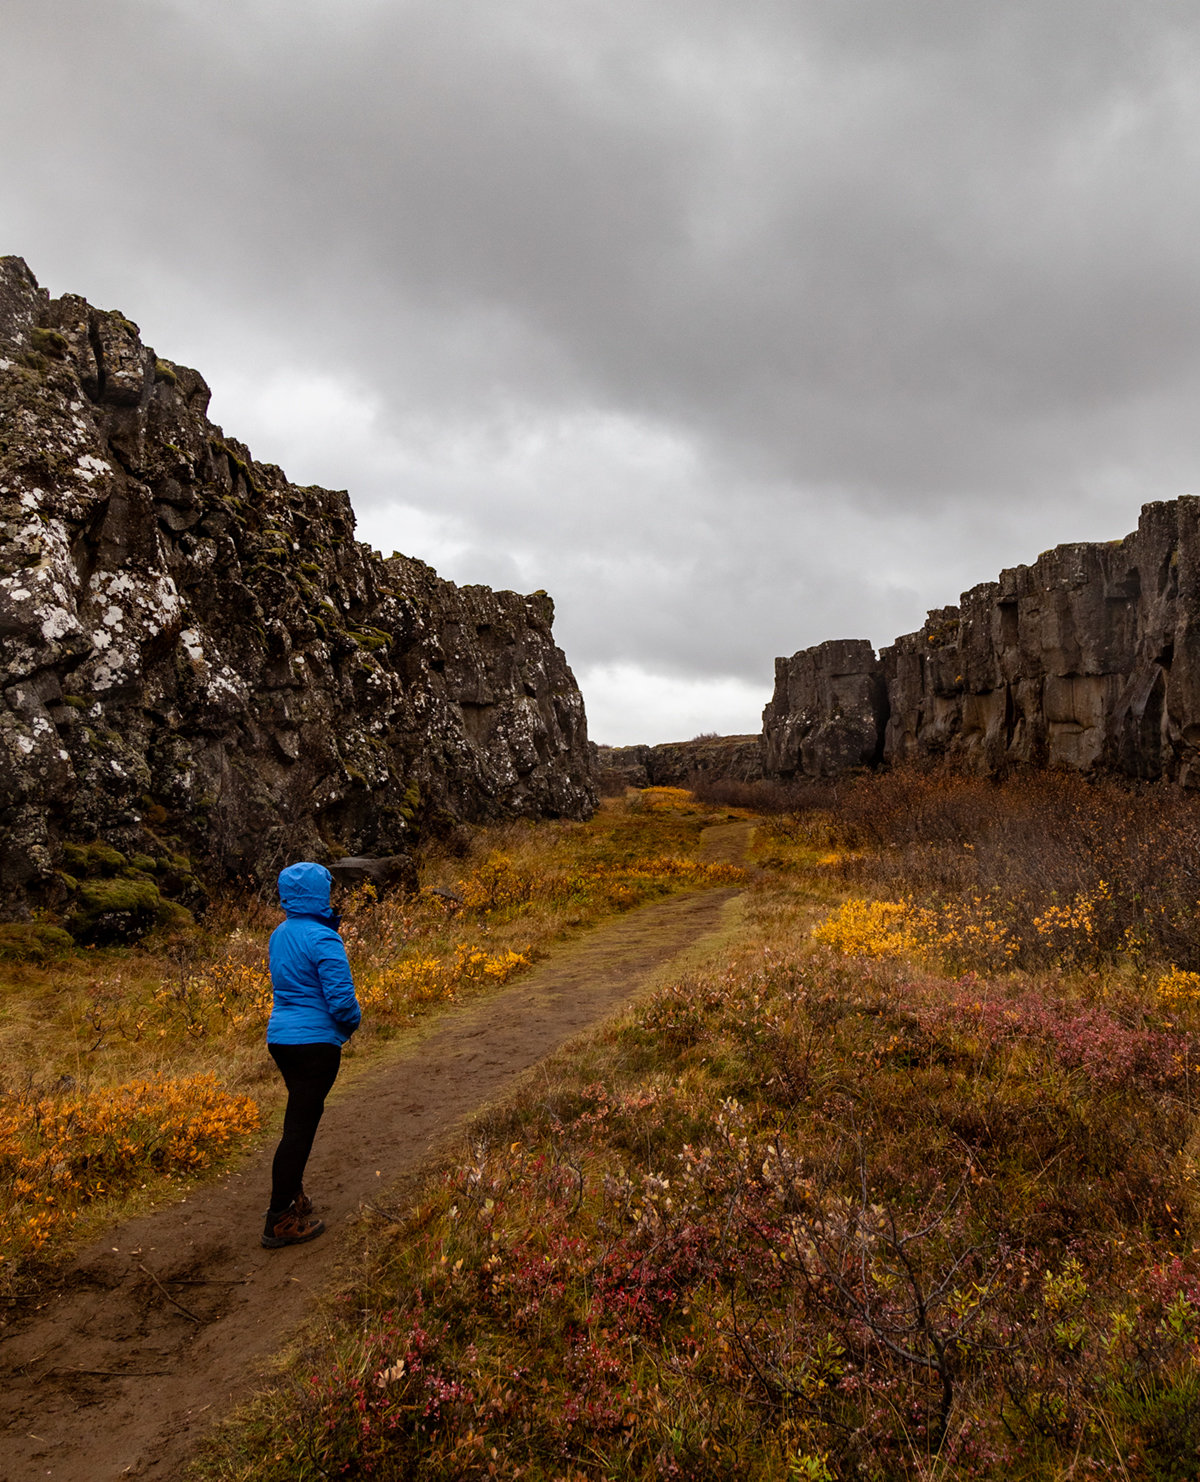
[262,861,362,1248]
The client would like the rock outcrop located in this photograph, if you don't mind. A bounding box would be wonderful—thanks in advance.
[763,498,1200,785]
[327,855,419,899]
[762,639,887,779]
[0,258,594,923]
[592,735,764,793]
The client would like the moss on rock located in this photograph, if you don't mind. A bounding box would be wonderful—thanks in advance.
[0,259,596,923]
[30,327,68,359]
[62,841,127,875]
[399,779,422,825]
[0,922,75,963]
[67,877,190,945]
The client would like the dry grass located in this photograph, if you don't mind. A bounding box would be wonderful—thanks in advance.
[0,795,739,1299]
[191,776,1200,1481]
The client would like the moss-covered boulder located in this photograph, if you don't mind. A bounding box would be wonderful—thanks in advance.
[67,878,194,946]
[0,921,75,963]
[62,841,127,875]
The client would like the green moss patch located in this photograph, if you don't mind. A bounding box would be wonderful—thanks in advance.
[0,922,76,963]
[68,878,194,946]
[399,779,421,825]
[351,627,391,651]
[30,327,69,359]
[56,839,199,943]
[62,841,127,875]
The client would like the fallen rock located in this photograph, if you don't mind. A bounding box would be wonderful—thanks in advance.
[327,854,419,899]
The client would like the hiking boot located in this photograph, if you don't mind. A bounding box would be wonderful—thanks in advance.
[294,1186,314,1218]
[261,1201,325,1248]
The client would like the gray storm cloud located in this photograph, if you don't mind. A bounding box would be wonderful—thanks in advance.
[5,0,1200,740]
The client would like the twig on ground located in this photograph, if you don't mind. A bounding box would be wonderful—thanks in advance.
[137,1262,202,1323]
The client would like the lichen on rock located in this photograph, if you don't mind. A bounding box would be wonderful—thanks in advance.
[0,257,595,924]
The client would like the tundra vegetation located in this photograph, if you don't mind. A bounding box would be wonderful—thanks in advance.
[7,774,1200,1478]
[0,791,737,1300]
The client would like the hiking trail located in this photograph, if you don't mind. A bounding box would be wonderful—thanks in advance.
[0,820,753,1481]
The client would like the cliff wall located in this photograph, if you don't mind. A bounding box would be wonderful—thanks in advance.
[762,639,887,779]
[0,258,594,920]
[593,734,764,792]
[764,498,1200,785]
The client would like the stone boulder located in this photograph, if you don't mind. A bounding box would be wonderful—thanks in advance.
[327,854,419,899]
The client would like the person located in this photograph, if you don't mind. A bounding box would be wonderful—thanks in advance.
[261,861,362,1248]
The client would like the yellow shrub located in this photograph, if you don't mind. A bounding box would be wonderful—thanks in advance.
[812,899,926,959]
[1155,966,1200,1009]
[813,896,1018,971]
[359,945,532,1013]
[1032,882,1109,941]
[0,1074,259,1289]
[153,960,272,1035]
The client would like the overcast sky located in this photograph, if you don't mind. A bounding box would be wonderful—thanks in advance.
[6,1,1200,743]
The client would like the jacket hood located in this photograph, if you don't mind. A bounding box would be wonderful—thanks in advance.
[278,861,333,916]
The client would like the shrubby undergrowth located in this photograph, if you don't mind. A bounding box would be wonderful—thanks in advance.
[0,793,737,1298]
[1,1075,259,1279]
[194,773,1200,1480]
[814,765,1200,971]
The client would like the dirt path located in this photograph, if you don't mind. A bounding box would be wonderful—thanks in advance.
[0,822,752,1481]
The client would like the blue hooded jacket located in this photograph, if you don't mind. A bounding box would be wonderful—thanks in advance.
[267,862,362,1045]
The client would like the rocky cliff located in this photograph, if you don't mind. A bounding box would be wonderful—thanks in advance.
[593,735,764,792]
[762,639,887,779]
[763,498,1200,785]
[0,258,594,926]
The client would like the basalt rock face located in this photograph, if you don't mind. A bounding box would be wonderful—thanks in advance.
[641,734,765,787]
[592,735,764,793]
[763,498,1200,785]
[591,744,653,792]
[0,258,595,919]
[762,639,887,779]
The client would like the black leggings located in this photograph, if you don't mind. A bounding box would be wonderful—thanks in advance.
[267,1042,342,1212]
